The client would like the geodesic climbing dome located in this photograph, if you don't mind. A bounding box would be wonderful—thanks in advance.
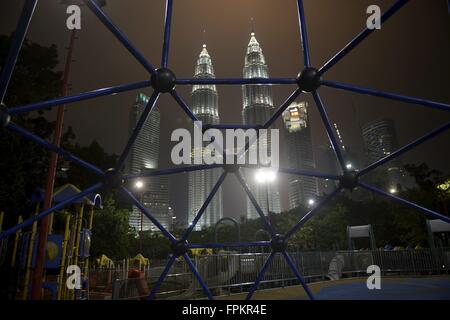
[0,0,449,300]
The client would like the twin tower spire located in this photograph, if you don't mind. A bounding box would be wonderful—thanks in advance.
[188,30,279,228]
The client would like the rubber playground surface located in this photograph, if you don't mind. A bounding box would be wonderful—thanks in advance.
[219,276,450,300]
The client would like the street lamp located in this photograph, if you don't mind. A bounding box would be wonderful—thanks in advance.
[308,198,315,207]
[389,187,397,194]
[255,169,277,215]
[135,180,144,189]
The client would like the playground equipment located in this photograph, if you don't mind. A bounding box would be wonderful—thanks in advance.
[3,184,101,300]
[427,219,450,249]
[0,0,449,300]
[347,225,376,251]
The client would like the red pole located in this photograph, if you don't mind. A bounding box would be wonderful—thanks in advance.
[31,29,77,300]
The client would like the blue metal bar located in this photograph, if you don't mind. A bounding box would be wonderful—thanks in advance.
[171,90,224,155]
[84,0,156,75]
[282,252,315,300]
[0,183,103,239]
[161,0,174,68]
[9,81,151,115]
[359,122,450,177]
[264,89,302,129]
[0,0,38,102]
[296,0,311,67]
[319,0,409,75]
[234,171,277,237]
[239,164,340,180]
[359,182,450,224]
[116,91,159,171]
[183,253,214,300]
[124,164,223,180]
[188,241,271,249]
[148,255,176,300]
[181,171,227,241]
[321,80,450,113]
[120,186,177,242]
[204,124,261,130]
[246,252,275,300]
[312,91,347,172]
[170,90,199,122]
[285,187,342,240]
[175,78,297,85]
[277,167,340,180]
[7,123,105,177]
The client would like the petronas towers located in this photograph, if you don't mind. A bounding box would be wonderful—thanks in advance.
[188,32,281,229]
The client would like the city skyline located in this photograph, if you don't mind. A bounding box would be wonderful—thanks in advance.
[1,0,449,223]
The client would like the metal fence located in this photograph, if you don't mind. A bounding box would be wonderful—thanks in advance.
[108,248,450,300]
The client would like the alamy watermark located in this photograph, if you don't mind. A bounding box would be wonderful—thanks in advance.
[366,265,382,290]
[171,122,280,170]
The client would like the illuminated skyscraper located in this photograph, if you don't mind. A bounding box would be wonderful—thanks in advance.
[188,44,223,230]
[362,118,405,191]
[282,102,318,209]
[128,93,172,232]
[242,32,281,219]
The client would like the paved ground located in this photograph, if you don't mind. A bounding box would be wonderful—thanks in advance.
[218,276,450,300]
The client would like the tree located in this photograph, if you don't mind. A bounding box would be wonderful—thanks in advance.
[0,35,62,225]
[90,196,133,259]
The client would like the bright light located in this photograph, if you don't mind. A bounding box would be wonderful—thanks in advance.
[389,188,397,194]
[308,199,315,206]
[135,180,144,189]
[255,169,277,184]
[346,163,353,169]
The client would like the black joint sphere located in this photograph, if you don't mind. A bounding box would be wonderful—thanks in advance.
[104,168,124,189]
[0,103,10,127]
[271,234,287,253]
[339,170,359,191]
[296,67,321,92]
[171,240,189,257]
[151,68,176,93]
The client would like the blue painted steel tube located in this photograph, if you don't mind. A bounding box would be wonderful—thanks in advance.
[181,172,227,241]
[264,89,302,129]
[176,78,297,85]
[204,124,260,130]
[246,252,275,300]
[240,164,340,180]
[171,90,224,155]
[296,0,311,67]
[359,182,450,224]
[7,123,105,177]
[285,187,342,240]
[312,91,347,172]
[116,91,160,170]
[188,241,271,249]
[170,90,199,122]
[161,0,174,67]
[234,171,277,237]
[282,252,315,300]
[319,0,409,75]
[277,167,340,180]
[0,0,38,102]
[359,122,450,177]
[183,253,214,300]
[120,186,177,242]
[85,0,156,75]
[148,255,176,300]
[321,80,450,113]
[9,81,151,115]
[0,183,103,239]
[124,164,223,180]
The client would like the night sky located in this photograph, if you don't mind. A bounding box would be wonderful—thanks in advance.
[1,0,449,223]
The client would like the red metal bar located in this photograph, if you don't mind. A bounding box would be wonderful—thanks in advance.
[31,29,77,300]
